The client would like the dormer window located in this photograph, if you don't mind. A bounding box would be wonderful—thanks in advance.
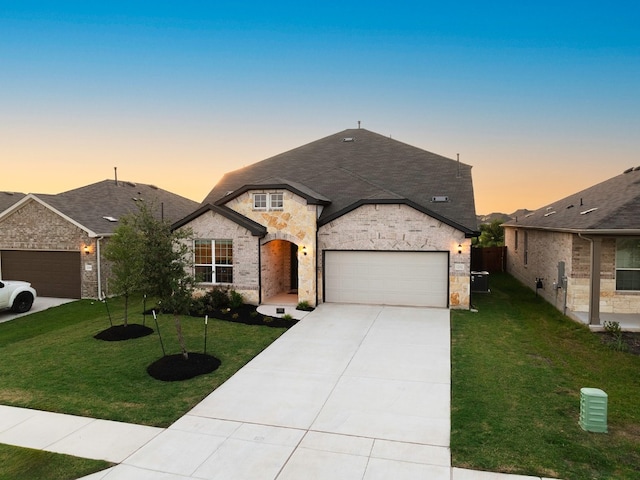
[253,192,283,211]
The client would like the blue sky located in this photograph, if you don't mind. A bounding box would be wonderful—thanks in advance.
[2,1,639,213]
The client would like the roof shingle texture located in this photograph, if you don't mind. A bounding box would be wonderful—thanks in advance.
[0,192,25,214]
[202,129,478,231]
[36,180,199,235]
[503,167,640,231]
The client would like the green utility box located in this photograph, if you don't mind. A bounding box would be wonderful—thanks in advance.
[579,388,608,433]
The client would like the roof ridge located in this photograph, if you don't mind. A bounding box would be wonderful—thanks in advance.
[336,166,402,198]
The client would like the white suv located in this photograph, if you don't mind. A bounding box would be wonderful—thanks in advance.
[0,279,37,313]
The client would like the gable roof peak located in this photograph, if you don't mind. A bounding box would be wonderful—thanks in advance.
[202,127,477,232]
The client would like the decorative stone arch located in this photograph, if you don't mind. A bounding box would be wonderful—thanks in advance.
[260,234,301,304]
[260,231,301,248]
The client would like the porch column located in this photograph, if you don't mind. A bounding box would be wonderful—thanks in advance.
[589,237,602,326]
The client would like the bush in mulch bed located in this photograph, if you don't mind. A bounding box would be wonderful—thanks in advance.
[94,324,154,341]
[147,353,221,381]
[147,303,298,328]
[206,303,298,328]
[597,331,640,355]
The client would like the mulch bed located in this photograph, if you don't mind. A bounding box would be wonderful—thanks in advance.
[94,323,154,341]
[147,353,221,381]
[597,332,640,355]
[200,303,299,328]
[146,303,301,328]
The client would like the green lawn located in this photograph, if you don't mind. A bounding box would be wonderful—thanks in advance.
[0,296,287,426]
[0,444,111,480]
[0,296,289,479]
[451,273,640,480]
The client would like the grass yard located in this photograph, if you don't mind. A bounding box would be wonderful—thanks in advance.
[0,444,111,480]
[0,296,288,427]
[451,273,640,480]
[1,295,289,480]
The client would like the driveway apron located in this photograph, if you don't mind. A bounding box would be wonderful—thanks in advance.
[84,303,452,480]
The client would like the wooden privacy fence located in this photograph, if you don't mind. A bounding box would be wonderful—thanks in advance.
[471,246,506,273]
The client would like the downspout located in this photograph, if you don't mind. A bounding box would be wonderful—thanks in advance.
[578,233,601,326]
[258,236,262,305]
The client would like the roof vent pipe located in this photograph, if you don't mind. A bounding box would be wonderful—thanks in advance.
[457,153,461,178]
[358,120,361,129]
[114,167,118,186]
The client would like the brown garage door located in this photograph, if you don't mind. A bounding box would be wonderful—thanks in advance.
[0,250,81,298]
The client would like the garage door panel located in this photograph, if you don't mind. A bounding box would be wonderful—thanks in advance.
[324,251,448,308]
[1,251,81,298]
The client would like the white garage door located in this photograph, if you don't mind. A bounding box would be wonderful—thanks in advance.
[324,251,449,307]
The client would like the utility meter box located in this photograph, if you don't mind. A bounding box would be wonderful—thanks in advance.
[579,388,608,433]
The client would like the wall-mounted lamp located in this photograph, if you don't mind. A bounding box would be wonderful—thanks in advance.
[83,245,91,255]
[457,244,462,254]
[301,245,308,256]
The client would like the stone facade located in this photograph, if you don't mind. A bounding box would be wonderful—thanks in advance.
[317,204,471,309]
[225,189,319,306]
[505,226,640,316]
[185,192,473,309]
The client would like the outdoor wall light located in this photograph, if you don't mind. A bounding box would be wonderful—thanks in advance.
[83,245,91,255]
[301,245,308,256]
[457,244,462,254]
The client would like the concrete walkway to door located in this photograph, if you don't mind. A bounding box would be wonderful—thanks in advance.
[85,303,452,479]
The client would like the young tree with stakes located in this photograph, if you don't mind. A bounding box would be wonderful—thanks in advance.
[103,215,144,327]
[135,203,195,360]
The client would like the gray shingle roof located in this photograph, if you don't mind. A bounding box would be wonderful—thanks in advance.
[202,129,478,233]
[0,191,25,214]
[172,204,267,237]
[503,167,640,232]
[35,180,199,235]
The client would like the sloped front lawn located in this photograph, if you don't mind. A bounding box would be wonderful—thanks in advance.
[451,273,640,479]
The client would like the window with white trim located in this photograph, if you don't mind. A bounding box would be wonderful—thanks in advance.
[616,238,640,291]
[253,193,267,210]
[270,192,283,210]
[253,192,283,211]
[194,239,233,284]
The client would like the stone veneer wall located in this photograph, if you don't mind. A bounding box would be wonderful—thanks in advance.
[225,190,318,306]
[0,199,98,298]
[180,209,261,305]
[317,204,471,309]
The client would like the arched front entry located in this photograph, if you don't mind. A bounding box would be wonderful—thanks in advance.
[260,239,299,304]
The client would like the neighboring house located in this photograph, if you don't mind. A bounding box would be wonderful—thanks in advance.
[174,128,479,309]
[0,180,198,299]
[503,167,640,326]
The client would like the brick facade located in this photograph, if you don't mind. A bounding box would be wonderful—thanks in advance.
[180,209,261,305]
[505,226,640,316]
[0,198,100,298]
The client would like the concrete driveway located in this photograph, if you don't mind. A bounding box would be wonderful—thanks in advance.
[0,297,76,324]
[90,303,452,479]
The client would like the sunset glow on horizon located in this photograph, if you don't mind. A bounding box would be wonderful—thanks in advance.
[2,2,638,215]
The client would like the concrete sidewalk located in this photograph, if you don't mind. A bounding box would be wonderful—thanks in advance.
[0,304,557,479]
